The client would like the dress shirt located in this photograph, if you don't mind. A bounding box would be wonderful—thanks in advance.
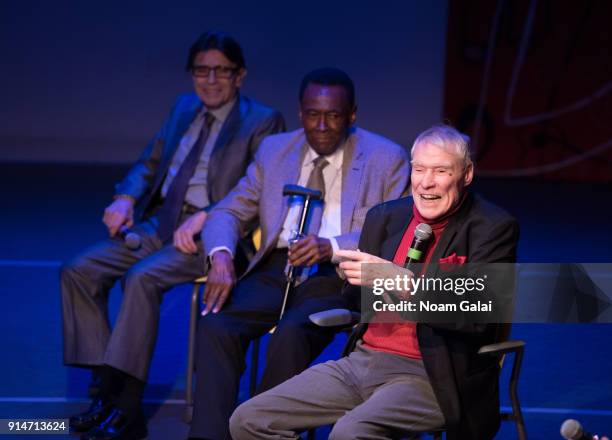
[161,97,237,208]
[210,140,345,262]
[277,143,344,259]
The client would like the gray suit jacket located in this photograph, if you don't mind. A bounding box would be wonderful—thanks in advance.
[114,93,285,221]
[203,126,410,277]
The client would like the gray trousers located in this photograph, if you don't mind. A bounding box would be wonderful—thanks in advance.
[230,343,445,440]
[61,217,205,381]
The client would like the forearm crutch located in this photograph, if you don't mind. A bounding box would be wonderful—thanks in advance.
[277,184,322,322]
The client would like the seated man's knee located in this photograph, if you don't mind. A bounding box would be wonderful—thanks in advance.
[229,401,258,439]
[269,317,332,357]
[60,255,90,285]
[60,262,75,283]
[124,263,154,287]
[197,312,235,341]
[329,415,364,440]
[230,395,287,439]
[272,317,311,343]
[119,264,166,309]
[123,260,170,299]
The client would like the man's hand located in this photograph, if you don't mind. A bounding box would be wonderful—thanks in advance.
[174,211,207,254]
[288,235,333,267]
[103,197,135,237]
[337,249,415,302]
[336,249,391,286]
[202,250,236,316]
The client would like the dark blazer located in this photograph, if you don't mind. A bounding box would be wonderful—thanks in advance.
[114,93,285,221]
[344,193,519,440]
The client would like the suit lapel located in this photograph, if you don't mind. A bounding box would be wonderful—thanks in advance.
[340,128,364,233]
[427,193,474,277]
[380,199,414,261]
[161,98,202,167]
[207,96,243,189]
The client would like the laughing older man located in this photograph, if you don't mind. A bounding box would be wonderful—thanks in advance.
[230,124,519,440]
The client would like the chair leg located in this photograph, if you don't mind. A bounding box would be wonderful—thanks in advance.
[249,337,261,397]
[509,348,527,440]
[511,381,527,440]
[184,282,202,423]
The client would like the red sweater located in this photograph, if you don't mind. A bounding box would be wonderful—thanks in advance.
[362,205,448,358]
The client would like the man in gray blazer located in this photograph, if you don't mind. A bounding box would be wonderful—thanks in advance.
[61,31,284,440]
[188,68,409,440]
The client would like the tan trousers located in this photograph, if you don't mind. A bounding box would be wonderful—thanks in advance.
[230,343,445,440]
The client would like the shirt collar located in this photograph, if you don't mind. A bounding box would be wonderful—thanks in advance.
[305,140,345,171]
[202,95,237,124]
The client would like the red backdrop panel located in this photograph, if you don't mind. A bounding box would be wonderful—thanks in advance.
[443,0,612,182]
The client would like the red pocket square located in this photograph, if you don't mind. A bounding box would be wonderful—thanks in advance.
[439,253,467,264]
[438,253,467,271]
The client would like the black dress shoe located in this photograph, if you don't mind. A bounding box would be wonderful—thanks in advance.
[69,397,115,432]
[81,409,147,440]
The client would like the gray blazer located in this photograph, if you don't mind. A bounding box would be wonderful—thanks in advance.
[203,126,410,277]
[114,93,285,221]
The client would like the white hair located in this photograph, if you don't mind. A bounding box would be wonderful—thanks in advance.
[411,124,473,169]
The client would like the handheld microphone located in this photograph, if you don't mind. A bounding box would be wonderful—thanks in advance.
[561,419,594,440]
[404,223,432,273]
[119,226,142,250]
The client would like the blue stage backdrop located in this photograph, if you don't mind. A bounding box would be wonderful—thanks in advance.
[0,1,448,163]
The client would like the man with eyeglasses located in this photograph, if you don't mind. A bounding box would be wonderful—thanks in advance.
[61,31,284,440]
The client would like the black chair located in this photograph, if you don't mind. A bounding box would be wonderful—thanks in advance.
[184,276,262,423]
[309,309,527,440]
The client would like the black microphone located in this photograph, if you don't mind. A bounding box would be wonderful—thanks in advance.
[404,223,432,273]
[561,419,594,440]
[119,225,141,250]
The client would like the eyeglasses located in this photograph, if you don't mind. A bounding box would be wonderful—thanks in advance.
[191,64,238,79]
